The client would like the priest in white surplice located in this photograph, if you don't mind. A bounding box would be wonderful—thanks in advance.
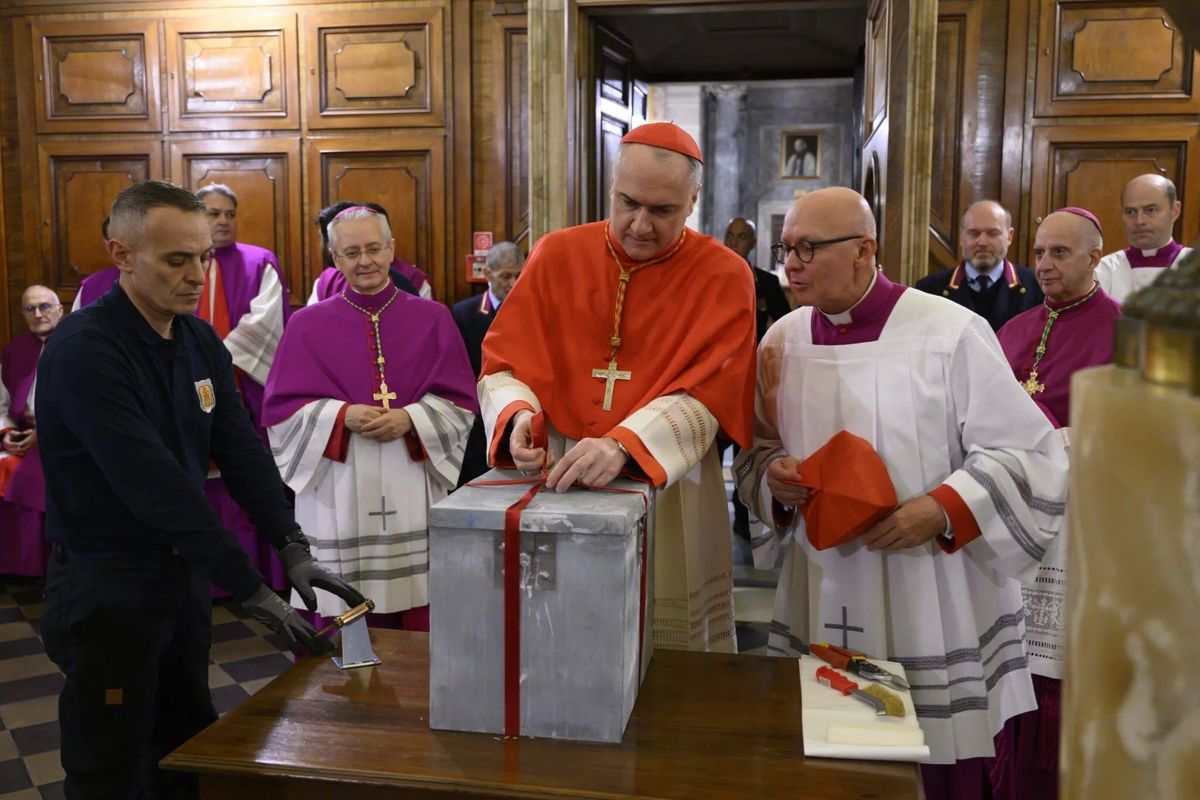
[734,188,1068,798]
[262,207,478,629]
[1095,174,1192,304]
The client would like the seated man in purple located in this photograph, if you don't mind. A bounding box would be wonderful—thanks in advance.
[0,285,63,575]
[992,208,1122,800]
[70,217,120,311]
[307,201,433,303]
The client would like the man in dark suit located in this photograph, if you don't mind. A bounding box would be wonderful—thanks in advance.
[724,218,792,341]
[452,241,523,483]
[722,217,791,545]
[915,200,1042,331]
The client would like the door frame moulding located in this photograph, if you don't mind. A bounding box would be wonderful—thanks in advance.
[528,0,936,285]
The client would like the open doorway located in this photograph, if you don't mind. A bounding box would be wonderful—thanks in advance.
[529,0,935,286]
[589,4,868,274]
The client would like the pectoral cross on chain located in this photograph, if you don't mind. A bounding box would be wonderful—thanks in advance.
[591,359,632,412]
[1021,371,1045,397]
[373,381,398,410]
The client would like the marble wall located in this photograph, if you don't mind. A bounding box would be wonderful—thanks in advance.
[698,78,856,268]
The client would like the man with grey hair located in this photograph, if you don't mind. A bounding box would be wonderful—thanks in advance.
[192,182,294,590]
[1095,173,1192,303]
[478,122,756,653]
[264,205,477,631]
[37,179,363,798]
[452,241,524,483]
[915,200,1042,330]
[0,284,64,576]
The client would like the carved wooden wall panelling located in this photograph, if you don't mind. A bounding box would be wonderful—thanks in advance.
[492,16,529,250]
[861,0,892,273]
[37,139,163,297]
[863,0,890,143]
[170,137,303,305]
[928,0,1009,276]
[303,8,445,130]
[30,18,162,133]
[1036,1,1200,116]
[165,15,299,131]
[305,135,446,295]
[1029,124,1199,255]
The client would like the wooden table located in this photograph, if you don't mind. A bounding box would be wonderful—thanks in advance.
[164,630,922,799]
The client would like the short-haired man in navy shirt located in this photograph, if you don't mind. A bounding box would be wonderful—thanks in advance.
[37,180,365,799]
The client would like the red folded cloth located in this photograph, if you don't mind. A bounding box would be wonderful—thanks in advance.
[796,431,897,550]
[0,455,21,497]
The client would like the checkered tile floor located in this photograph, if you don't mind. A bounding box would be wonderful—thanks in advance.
[0,576,295,799]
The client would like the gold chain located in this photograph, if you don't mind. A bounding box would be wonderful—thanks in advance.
[1022,281,1099,396]
[602,225,687,362]
[339,287,401,371]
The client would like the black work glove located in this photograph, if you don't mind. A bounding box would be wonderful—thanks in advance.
[242,584,334,656]
[279,536,367,612]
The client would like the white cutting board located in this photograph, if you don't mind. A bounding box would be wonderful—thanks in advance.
[799,655,931,762]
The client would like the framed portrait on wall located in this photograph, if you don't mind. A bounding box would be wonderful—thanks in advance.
[780,131,820,179]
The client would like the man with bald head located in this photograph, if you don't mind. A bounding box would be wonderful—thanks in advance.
[0,284,63,575]
[991,208,1120,799]
[1095,174,1192,304]
[735,187,1068,798]
[724,217,791,341]
[481,122,756,652]
[915,200,1042,330]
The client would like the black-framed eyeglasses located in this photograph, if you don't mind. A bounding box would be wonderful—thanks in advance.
[771,235,864,265]
[21,302,61,316]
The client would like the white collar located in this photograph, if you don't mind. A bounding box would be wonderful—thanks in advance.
[818,269,878,326]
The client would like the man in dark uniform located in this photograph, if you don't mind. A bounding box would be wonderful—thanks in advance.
[37,180,366,799]
[915,200,1042,331]
[724,217,791,340]
[722,217,791,543]
[452,241,523,484]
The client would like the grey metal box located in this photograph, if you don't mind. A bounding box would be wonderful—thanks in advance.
[428,470,655,743]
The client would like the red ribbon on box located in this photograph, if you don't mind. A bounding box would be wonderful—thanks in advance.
[469,412,650,737]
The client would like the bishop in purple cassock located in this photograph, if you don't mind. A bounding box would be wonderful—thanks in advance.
[263,206,476,630]
[1,286,63,575]
[991,208,1121,800]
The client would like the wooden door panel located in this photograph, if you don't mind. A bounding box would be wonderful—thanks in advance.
[30,19,162,133]
[492,19,529,250]
[165,15,299,131]
[863,0,890,142]
[1035,1,1200,116]
[303,9,445,130]
[592,26,635,223]
[306,136,446,297]
[1029,124,1200,264]
[37,139,163,294]
[170,138,302,306]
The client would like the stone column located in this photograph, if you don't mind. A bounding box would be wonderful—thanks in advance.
[702,84,747,238]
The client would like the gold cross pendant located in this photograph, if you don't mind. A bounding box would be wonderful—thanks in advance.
[1022,370,1045,397]
[591,359,632,412]
[373,380,398,410]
